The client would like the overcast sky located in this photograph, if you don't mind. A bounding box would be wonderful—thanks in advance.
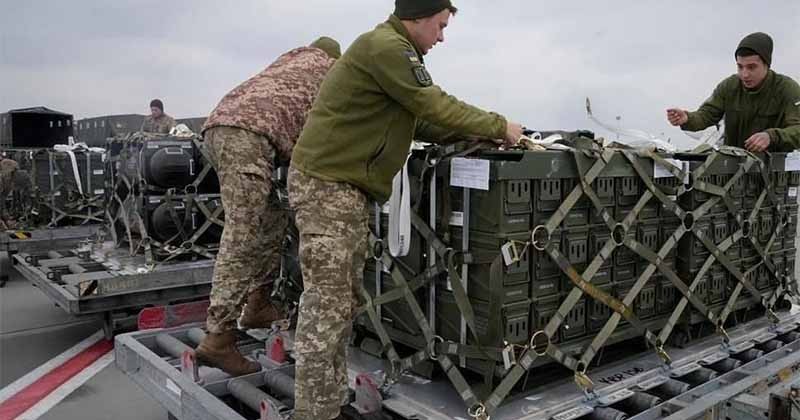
[1,1,799,147]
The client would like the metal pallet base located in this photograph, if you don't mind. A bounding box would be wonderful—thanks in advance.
[116,312,800,420]
[13,242,213,337]
[1,224,100,287]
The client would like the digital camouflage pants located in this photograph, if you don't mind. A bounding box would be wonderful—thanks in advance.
[203,126,289,334]
[288,167,369,420]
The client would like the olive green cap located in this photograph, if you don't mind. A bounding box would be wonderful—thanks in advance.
[310,36,341,59]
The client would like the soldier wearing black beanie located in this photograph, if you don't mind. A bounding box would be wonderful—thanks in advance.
[394,0,457,19]
[667,32,800,153]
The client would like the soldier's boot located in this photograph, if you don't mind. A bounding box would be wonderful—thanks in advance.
[196,331,261,376]
[239,287,284,330]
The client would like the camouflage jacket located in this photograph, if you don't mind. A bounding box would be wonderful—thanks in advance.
[0,158,18,194]
[202,46,336,162]
[141,114,176,134]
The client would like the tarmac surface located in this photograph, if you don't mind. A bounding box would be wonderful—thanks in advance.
[0,267,166,420]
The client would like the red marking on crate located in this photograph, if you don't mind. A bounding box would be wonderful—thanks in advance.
[138,300,210,330]
[0,338,113,419]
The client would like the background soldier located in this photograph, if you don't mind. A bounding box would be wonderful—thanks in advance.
[288,1,524,418]
[195,37,341,376]
[667,32,800,152]
[0,158,19,230]
[140,99,176,134]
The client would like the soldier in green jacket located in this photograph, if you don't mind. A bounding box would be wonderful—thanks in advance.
[288,1,523,418]
[667,32,800,152]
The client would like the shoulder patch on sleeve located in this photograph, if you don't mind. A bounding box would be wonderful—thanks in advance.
[404,50,420,63]
[413,66,433,87]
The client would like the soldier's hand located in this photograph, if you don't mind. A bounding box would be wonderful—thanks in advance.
[744,132,771,153]
[666,108,689,126]
[504,122,524,147]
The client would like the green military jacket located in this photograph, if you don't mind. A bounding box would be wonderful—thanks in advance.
[291,15,508,203]
[682,70,800,151]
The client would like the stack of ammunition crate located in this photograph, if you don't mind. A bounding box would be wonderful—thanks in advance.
[105,133,222,261]
[360,142,799,380]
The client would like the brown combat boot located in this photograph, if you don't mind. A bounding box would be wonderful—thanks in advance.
[239,287,284,330]
[196,331,261,376]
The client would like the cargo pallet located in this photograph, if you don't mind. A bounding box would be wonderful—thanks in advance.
[12,241,213,338]
[0,224,100,287]
[115,311,800,420]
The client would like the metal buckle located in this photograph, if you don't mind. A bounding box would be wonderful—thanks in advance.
[656,344,672,367]
[468,403,488,419]
[574,369,596,398]
[529,330,550,357]
[429,335,445,361]
[531,225,551,251]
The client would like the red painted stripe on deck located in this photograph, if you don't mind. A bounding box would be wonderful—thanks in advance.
[0,338,113,419]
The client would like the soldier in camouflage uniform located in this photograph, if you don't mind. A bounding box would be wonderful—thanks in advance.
[0,158,19,230]
[140,99,176,134]
[195,37,341,376]
[289,1,523,418]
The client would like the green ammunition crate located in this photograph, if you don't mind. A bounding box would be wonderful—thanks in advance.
[450,179,532,234]
[587,284,614,332]
[436,291,531,347]
[561,295,587,341]
[616,280,657,320]
[531,295,560,344]
[656,279,678,315]
[364,268,425,336]
[450,229,530,304]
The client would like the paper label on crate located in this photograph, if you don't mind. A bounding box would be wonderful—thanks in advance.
[786,152,800,171]
[450,158,490,191]
[165,378,182,396]
[54,191,61,197]
[93,169,104,175]
[94,189,104,195]
[654,158,684,179]
[501,242,518,266]
[789,187,798,198]
[449,211,464,226]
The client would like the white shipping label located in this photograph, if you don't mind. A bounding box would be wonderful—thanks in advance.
[654,159,684,179]
[449,211,464,226]
[93,169,104,175]
[789,187,798,198]
[786,152,800,171]
[450,158,490,191]
[94,189,105,195]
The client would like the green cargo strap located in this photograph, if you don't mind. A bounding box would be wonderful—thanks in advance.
[409,211,489,355]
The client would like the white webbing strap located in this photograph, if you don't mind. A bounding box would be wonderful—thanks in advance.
[388,155,411,257]
[53,143,107,197]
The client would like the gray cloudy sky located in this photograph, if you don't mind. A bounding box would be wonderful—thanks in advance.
[1,1,799,146]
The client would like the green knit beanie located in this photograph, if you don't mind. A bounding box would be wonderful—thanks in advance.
[309,37,341,59]
[394,0,457,19]
[736,32,773,67]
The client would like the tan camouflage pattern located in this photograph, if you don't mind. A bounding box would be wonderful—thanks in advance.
[288,166,369,420]
[202,47,335,162]
[0,159,19,226]
[203,126,290,334]
[140,114,176,134]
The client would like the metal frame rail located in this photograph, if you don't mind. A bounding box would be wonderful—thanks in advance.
[12,246,213,337]
[116,313,800,420]
[0,224,100,287]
